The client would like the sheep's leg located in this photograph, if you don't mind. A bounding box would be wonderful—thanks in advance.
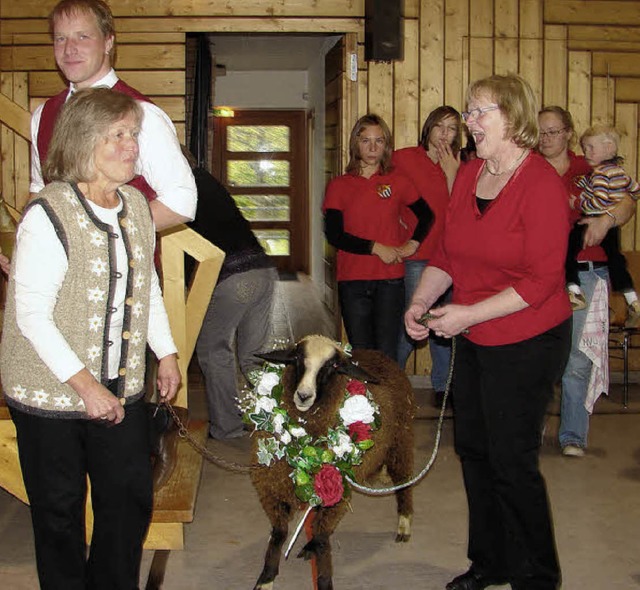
[253,498,293,590]
[297,532,333,590]
[386,441,414,543]
[296,504,345,590]
[254,525,288,590]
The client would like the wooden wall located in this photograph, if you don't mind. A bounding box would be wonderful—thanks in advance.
[3,1,640,224]
[3,0,640,374]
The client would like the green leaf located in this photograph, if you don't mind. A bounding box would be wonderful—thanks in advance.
[357,439,375,451]
[249,410,272,430]
[295,483,315,503]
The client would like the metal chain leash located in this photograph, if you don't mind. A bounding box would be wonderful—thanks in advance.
[162,402,257,474]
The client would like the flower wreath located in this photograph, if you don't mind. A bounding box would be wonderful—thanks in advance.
[241,360,380,508]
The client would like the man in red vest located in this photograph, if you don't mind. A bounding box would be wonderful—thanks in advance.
[30,0,196,230]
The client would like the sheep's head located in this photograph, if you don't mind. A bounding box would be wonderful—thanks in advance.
[256,335,378,412]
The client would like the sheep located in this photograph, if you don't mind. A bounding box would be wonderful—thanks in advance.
[248,334,415,590]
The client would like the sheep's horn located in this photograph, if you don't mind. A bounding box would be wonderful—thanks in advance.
[336,360,380,384]
[255,347,297,365]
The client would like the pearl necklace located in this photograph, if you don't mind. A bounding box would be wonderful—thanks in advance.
[484,149,528,177]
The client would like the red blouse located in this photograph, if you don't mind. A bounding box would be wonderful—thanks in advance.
[431,152,572,345]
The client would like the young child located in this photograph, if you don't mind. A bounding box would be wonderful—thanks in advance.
[566,125,640,326]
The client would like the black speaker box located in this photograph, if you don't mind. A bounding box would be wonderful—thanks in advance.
[365,0,404,62]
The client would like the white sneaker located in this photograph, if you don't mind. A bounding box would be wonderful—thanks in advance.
[562,444,585,457]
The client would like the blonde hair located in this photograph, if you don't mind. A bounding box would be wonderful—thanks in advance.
[580,124,620,154]
[345,114,394,175]
[44,87,142,183]
[467,74,539,148]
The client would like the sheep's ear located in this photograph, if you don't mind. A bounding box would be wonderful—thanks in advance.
[255,347,297,365]
[335,360,380,384]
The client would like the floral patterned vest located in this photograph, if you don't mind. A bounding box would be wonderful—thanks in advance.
[1,182,155,418]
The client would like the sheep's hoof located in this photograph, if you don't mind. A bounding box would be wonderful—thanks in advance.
[395,514,412,543]
[297,538,319,561]
[253,581,274,590]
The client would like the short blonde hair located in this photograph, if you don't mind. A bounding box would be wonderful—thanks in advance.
[580,124,620,154]
[467,74,539,148]
[44,87,143,184]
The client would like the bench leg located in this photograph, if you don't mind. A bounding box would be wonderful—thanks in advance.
[145,550,171,590]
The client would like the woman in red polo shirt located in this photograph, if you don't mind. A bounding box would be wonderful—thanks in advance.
[323,114,433,360]
[405,76,571,590]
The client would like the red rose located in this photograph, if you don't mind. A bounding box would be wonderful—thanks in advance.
[348,420,372,443]
[346,379,366,396]
[313,464,344,507]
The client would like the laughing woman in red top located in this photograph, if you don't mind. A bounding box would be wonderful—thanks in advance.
[323,114,433,361]
[405,76,571,590]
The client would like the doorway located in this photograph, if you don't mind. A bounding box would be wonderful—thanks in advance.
[212,109,308,274]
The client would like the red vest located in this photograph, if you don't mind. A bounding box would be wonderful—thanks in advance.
[37,79,157,203]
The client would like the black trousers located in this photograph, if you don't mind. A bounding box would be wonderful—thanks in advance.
[10,398,153,590]
[452,320,571,590]
[338,278,404,362]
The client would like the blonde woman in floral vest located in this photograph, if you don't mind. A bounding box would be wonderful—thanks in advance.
[1,87,180,590]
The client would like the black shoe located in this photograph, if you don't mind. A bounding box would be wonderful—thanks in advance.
[446,568,507,590]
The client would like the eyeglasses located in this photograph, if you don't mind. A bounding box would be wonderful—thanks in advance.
[461,105,499,122]
[539,128,567,138]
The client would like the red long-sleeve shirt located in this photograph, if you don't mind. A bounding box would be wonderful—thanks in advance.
[392,147,450,261]
[322,170,419,281]
[431,152,572,345]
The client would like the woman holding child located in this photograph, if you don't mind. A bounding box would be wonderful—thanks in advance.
[538,107,638,458]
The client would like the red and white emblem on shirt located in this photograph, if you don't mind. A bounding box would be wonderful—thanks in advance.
[377,184,392,199]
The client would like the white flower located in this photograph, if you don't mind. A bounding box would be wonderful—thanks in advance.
[32,390,49,407]
[133,245,144,261]
[339,395,376,425]
[289,425,307,438]
[255,396,277,414]
[76,212,89,230]
[134,274,145,289]
[257,372,280,396]
[331,431,354,459]
[129,353,141,369]
[53,394,72,409]
[88,314,103,332]
[87,287,105,303]
[132,301,144,318]
[131,330,143,346]
[12,385,27,401]
[87,345,101,362]
[127,377,140,392]
[279,430,292,444]
[89,230,105,247]
[273,413,285,433]
[90,258,108,276]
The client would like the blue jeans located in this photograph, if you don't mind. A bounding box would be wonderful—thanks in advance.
[559,264,609,449]
[398,259,452,390]
[339,278,404,362]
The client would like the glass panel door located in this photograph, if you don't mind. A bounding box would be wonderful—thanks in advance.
[213,110,308,273]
